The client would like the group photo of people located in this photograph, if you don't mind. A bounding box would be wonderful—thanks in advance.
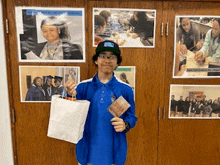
[19,66,80,102]
[16,7,85,62]
[93,8,155,47]
[174,16,220,78]
[170,85,220,118]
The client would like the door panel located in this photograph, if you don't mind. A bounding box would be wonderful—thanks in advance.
[159,2,220,165]
[4,0,163,165]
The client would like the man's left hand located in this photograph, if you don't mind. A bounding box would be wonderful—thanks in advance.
[111,117,125,132]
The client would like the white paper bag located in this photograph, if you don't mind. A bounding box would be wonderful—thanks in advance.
[47,95,90,144]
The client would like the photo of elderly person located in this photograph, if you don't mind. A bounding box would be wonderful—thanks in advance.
[25,77,46,101]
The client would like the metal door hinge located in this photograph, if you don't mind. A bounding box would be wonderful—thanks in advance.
[5,19,9,34]
[12,109,16,124]
[161,23,164,37]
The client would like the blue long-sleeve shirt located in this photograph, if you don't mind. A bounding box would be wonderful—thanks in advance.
[75,73,137,165]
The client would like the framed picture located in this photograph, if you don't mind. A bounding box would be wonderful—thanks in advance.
[19,66,80,102]
[114,66,136,95]
[93,8,156,48]
[16,7,85,62]
[173,15,220,78]
[169,84,220,119]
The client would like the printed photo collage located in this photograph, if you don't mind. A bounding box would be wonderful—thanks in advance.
[16,7,220,119]
[17,7,148,102]
[171,16,220,119]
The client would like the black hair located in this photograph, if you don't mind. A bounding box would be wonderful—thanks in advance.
[99,10,111,23]
[135,11,148,22]
[179,17,191,24]
[213,18,220,43]
[120,72,129,84]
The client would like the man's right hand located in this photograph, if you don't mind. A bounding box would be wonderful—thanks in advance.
[64,79,77,96]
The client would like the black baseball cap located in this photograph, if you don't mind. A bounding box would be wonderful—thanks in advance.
[96,40,121,56]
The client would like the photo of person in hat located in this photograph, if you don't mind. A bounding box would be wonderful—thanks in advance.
[53,76,64,95]
[25,76,46,101]
[42,75,55,101]
[65,40,137,165]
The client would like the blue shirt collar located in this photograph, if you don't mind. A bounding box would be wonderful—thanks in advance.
[92,72,116,88]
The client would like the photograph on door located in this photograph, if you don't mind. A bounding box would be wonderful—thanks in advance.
[173,16,220,78]
[93,8,156,48]
[113,66,136,94]
[19,66,80,102]
[169,84,220,119]
[16,7,85,62]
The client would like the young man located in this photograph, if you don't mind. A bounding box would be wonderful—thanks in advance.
[65,40,137,165]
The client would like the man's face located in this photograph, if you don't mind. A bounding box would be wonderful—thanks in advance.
[96,51,118,75]
[212,20,220,38]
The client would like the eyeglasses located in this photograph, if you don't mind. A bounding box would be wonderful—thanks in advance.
[98,54,117,61]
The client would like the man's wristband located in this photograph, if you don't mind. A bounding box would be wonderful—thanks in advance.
[124,121,131,133]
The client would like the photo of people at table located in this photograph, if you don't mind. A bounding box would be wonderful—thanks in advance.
[174,16,220,78]
[16,7,85,62]
[169,85,220,119]
[19,66,80,102]
[93,8,156,48]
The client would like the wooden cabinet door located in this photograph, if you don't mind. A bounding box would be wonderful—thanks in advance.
[4,0,164,165]
[5,0,88,165]
[159,1,220,165]
[86,2,164,165]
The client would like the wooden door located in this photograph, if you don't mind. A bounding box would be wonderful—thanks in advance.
[159,1,220,165]
[5,0,89,165]
[85,2,164,165]
[4,0,163,164]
